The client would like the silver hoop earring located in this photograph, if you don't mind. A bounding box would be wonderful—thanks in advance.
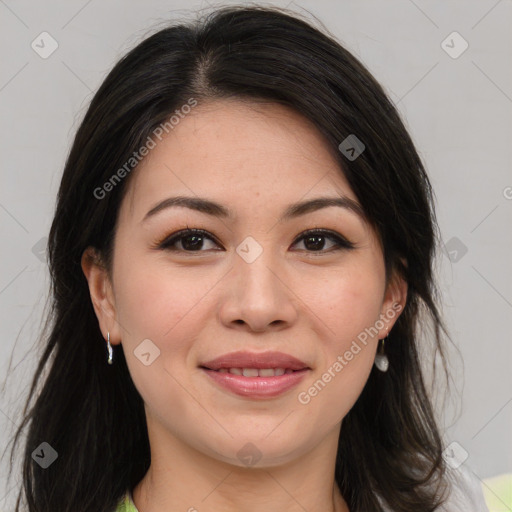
[107,332,113,365]
[374,337,389,372]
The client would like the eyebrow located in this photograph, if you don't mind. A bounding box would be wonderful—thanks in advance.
[142,195,366,223]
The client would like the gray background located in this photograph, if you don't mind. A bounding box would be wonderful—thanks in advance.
[1,0,511,510]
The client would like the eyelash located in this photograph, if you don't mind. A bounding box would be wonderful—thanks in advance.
[154,227,355,255]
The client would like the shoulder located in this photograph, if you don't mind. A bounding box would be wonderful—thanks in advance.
[113,469,492,512]
[481,472,512,510]
[378,464,490,512]
[436,464,490,512]
[115,491,139,512]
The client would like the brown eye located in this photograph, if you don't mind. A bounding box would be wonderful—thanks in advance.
[158,229,221,252]
[292,229,355,253]
[155,228,354,255]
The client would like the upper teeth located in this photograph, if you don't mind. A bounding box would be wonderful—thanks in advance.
[216,368,294,376]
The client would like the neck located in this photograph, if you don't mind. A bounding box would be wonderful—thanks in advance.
[132,418,349,512]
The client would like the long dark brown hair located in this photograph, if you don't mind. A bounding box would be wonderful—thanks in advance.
[3,4,458,511]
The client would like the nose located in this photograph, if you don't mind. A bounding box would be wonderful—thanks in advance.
[218,246,298,333]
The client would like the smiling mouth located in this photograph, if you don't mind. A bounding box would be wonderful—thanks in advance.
[199,366,310,399]
[200,367,302,377]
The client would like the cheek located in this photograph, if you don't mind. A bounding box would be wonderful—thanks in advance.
[112,258,211,408]
[301,259,385,346]
[113,251,209,342]
[293,260,384,414]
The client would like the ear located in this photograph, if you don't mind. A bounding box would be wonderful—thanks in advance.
[377,264,408,339]
[81,246,122,345]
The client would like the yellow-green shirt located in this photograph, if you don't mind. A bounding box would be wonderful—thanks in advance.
[115,490,138,512]
[115,470,510,511]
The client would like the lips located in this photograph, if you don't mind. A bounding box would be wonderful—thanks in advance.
[200,350,310,372]
[199,351,311,399]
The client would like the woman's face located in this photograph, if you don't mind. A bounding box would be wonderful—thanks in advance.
[83,99,406,468]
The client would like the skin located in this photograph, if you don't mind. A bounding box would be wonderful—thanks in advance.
[82,99,407,512]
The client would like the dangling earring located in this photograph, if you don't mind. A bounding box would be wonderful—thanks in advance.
[107,331,113,365]
[374,336,389,372]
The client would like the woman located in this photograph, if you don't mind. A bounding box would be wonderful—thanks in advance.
[6,5,489,511]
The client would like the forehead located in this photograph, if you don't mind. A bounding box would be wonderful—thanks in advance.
[122,99,357,222]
